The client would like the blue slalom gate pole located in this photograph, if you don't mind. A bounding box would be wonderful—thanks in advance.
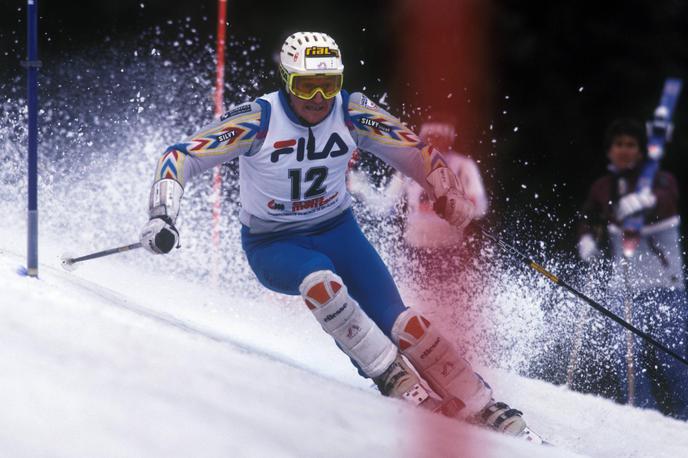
[25,0,40,277]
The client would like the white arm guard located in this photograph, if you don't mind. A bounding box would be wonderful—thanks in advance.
[426,167,475,229]
[148,179,184,223]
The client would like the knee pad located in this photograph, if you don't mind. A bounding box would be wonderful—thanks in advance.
[300,270,397,378]
[392,308,492,417]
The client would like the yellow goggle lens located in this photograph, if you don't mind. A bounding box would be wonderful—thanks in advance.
[288,74,343,100]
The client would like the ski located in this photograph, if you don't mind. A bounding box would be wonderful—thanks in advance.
[622,77,682,255]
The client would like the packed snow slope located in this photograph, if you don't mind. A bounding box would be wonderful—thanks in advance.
[1,227,687,458]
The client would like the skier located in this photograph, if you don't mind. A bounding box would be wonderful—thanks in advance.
[578,118,688,419]
[140,32,542,440]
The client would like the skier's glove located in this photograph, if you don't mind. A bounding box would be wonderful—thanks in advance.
[433,191,475,229]
[616,189,657,221]
[426,166,475,229]
[140,216,179,254]
[577,234,600,262]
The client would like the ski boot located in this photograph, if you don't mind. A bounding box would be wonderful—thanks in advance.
[475,400,546,444]
[373,352,470,417]
[374,352,438,407]
[390,308,548,444]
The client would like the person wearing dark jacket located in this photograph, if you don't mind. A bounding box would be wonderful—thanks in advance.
[577,118,687,420]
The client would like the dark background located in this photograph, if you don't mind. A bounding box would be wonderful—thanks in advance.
[2,0,687,254]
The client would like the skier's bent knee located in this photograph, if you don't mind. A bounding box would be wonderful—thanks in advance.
[299,270,397,378]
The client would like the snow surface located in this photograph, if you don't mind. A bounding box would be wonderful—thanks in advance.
[2,225,687,458]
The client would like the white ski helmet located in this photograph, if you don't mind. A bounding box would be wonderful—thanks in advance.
[279,32,344,99]
[280,32,344,99]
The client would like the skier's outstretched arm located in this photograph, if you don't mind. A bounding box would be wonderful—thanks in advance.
[345,92,474,228]
[140,102,266,254]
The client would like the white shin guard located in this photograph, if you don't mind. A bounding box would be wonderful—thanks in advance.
[391,308,492,418]
[299,270,397,378]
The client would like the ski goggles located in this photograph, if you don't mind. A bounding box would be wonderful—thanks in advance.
[285,73,343,100]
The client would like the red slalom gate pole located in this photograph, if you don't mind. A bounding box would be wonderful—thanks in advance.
[211,0,227,283]
[214,0,227,118]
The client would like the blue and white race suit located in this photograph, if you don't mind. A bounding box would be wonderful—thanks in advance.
[151,89,449,336]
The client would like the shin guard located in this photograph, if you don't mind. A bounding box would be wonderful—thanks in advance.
[299,270,397,378]
[392,308,492,418]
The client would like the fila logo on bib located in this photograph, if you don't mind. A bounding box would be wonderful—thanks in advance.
[271,132,348,163]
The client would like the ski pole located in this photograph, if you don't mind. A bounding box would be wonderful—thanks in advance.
[60,242,142,271]
[622,260,636,405]
[565,306,589,387]
[474,223,688,368]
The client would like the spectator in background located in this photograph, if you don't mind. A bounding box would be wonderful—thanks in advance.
[577,118,688,419]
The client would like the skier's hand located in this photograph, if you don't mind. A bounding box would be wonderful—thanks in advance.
[140,216,179,254]
[616,189,656,221]
[577,234,600,262]
[433,189,475,229]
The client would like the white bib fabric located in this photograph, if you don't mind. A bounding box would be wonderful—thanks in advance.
[239,91,356,223]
